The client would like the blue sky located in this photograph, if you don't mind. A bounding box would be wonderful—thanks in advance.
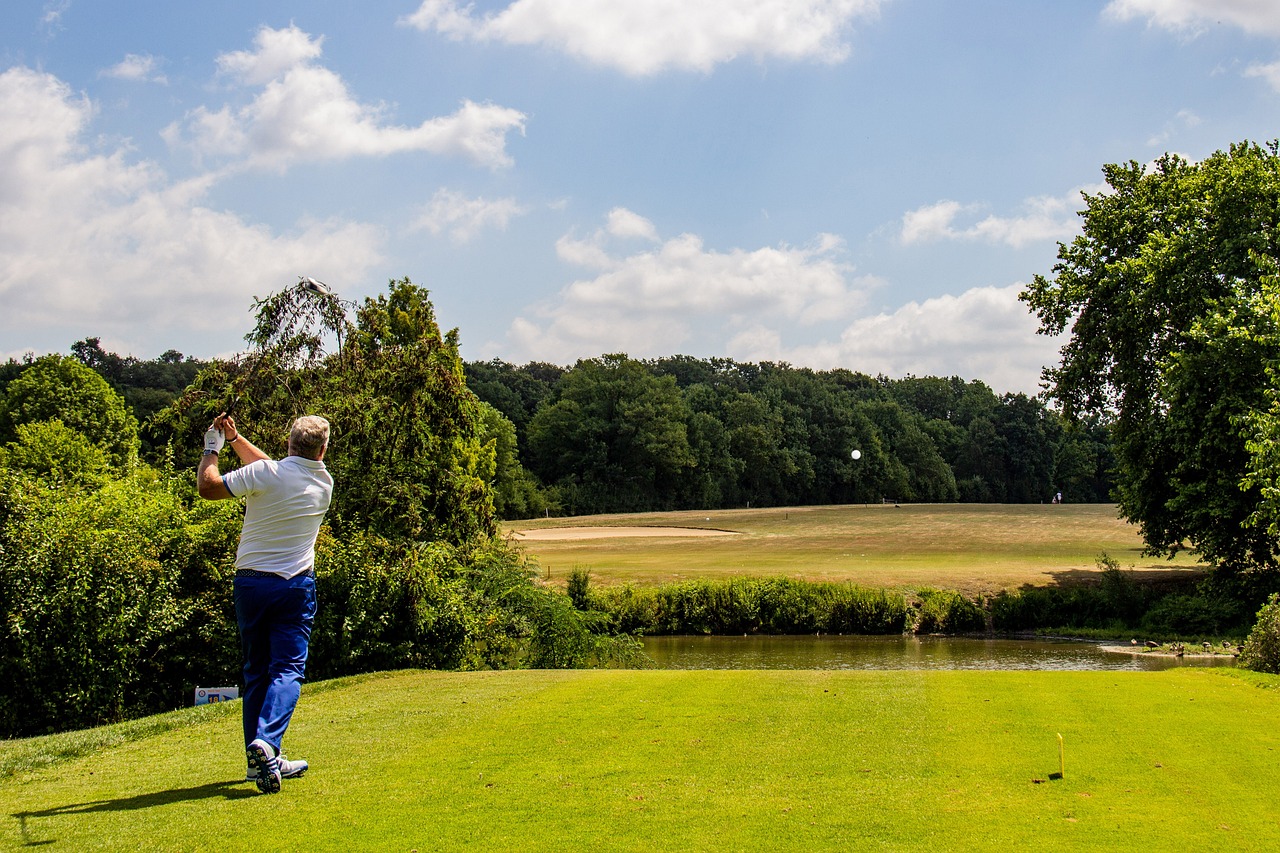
[3,0,1279,394]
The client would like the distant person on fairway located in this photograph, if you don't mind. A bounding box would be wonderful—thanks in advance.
[197,413,334,794]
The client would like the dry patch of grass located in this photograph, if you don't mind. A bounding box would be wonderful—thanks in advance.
[506,503,1205,596]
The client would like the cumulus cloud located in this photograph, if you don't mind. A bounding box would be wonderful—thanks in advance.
[409,188,528,243]
[163,25,527,172]
[727,284,1062,395]
[100,54,167,84]
[495,210,1059,394]
[606,207,660,241]
[499,210,869,362]
[0,66,384,353]
[899,187,1097,248]
[1103,0,1280,37]
[399,0,884,76]
[1245,60,1280,92]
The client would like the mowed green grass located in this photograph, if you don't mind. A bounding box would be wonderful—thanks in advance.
[507,503,1206,595]
[3,668,1278,851]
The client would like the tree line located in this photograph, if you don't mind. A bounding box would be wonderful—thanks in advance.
[466,355,1114,518]
[4,338,1117,523]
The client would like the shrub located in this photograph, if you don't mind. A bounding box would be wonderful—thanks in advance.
[1139,593,1243,636]
[567,567,592,610]
[915,589,986,634]
[990,555,1172,633]
[591,578,908,636]
[0,419,110,488]
[309,534,475,676]
[310,534,641,676]
[0,469,242,737]
[1097,553,1147,622]
[1239,593,1280,674]
[826,586,909,634]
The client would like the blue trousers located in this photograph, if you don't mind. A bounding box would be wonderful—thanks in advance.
[234,572,317,754]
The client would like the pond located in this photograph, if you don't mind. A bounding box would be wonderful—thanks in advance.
[641,634,1239,672]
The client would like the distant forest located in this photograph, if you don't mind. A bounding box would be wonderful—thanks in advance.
[1,343,1114,520]
[464,354,1114,519]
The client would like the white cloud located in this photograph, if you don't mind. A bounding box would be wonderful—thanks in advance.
[164,25,527,172]
[100,54,167,84]
[400,0,884,76]
[900,200,970,245]
[899,187,1098,248]
[0,67,384,353]
[727,284,1062,395]
[217,25,325,85]
[606,207,659,241]
[1104,0,1280,37]
[553,207,661,270]
[494,211,1059,393]
[409,188,528,243]
[1245,60,1280,92]
[500,210,868,361]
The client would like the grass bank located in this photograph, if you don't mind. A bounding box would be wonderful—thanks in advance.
[4,668,1278,851]
[507,503,1205,596]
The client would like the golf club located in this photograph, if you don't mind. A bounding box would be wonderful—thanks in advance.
[224,276,335,414]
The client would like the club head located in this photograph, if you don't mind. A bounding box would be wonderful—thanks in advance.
[299,276,330,296]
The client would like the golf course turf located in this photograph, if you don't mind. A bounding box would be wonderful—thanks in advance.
[4,668,1279,851]
[506,503,1206,595]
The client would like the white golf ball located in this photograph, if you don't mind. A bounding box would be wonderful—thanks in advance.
[851,449,861,460]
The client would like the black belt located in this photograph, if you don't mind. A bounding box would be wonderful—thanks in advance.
[235,568,315,579]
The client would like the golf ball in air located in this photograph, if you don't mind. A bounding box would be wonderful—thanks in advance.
[851,449,861,460]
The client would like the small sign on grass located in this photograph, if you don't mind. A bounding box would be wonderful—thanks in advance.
[194,686,239,705]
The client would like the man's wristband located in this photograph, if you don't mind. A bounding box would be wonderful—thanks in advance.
[227,435,240,444]
[202,449,219,456]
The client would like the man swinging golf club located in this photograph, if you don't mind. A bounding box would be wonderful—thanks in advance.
[197,412,334,794]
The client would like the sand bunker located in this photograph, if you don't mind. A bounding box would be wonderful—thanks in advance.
[512,526,739,541]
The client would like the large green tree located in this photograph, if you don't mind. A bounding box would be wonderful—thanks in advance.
[1022,141,1280,572]
[166,277,497,544]
[0,355,140,470]
[528,354,695,514]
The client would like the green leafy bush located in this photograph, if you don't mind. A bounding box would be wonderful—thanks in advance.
[1239,593,1280,674]
[567,567,592,610]
[914,589,986,634]
[310,532,639,676]
[0,469,242,737]
[1138,593,1244,636]
[0,419,110,488]
[591,578,908,636]
[990,556,1174,632]
[0,355,139,470]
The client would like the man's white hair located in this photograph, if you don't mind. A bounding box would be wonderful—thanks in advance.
[289,415,329,459]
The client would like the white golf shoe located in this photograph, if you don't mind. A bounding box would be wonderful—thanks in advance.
[246,738,281,794]
[246,752,307,782]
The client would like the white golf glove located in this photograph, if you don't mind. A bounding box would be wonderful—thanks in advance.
[204,427,226,454]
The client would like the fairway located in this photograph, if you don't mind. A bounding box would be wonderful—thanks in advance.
[4,668,1278,852]
[506,503,1206,595]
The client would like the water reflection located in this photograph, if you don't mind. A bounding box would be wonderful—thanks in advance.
[642,634,1239,672]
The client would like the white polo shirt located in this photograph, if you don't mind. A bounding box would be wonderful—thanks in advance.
[222,455,334,578]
